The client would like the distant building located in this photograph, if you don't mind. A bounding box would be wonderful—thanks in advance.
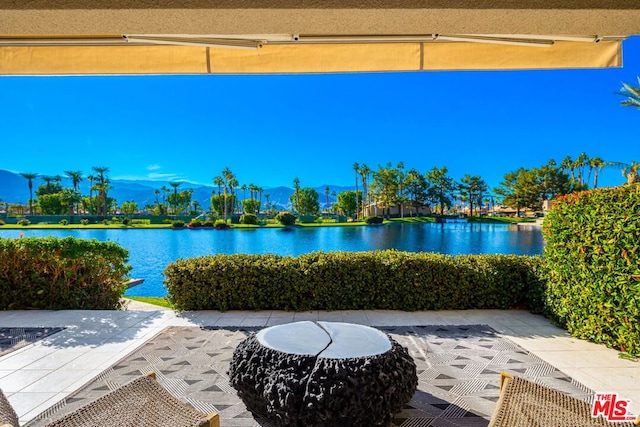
[363,203,431,217]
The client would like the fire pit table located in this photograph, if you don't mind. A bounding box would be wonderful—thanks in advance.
[229,321,417,427]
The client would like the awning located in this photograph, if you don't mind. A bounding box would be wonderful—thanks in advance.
[0,39,623,75]
[0,0,637,75]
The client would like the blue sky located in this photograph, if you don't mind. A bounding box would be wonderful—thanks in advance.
[1,36,639,191]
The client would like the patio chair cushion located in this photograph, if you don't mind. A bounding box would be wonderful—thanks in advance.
[0,388,19,427]
[489,372,639,427]
[1,372,219,427]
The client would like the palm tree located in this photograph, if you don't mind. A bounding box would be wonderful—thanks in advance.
[292,177,301,213]
[64,170,83,214]
[588,157,606,188]
[359,163,371,218]
[64,170,83,191]
[61,188,81,217]
[161,185,170,214]
[213,176,224,217]
[229,178,239,214]
[247,183,254,202]
[573,152,589,187]
[19,172,38,215]
[192,200,201,216]
[618,77,640,110]
[214,176,223,197]
[560,156,575,183]
[264,194,271,214]
[352,162,360,219]
[91,166,110,218]
[41,175,55,193]
[324,186,330,212]
[221,167,234,222]
[257,186,264,215]
[154,189,160,205]
[169,181,182,215]
[395,162,406,218]
[86,174,95,214]
[241,184,248,204]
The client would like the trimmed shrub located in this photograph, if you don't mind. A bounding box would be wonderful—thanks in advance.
[276,212,296,226]
[202,219,214,227]
[365,216,384,225]
[121,217,131,225]
[0,219,5,226]
[240,214,259,225]
[188,219,202,228]
[59,219,69,226]
[543,184,640,355]
[172,220,185,229]
[80,218,90,225]
[17,219,30,226]
[164,250,547,312]
[214,220,230,230]
[131,219,151,225]
[0,236,131,310]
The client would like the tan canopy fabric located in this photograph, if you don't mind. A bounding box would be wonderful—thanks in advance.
[0,0,637,75]
[0,41,622,75]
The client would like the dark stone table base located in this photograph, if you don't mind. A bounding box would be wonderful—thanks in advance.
[229,325,417,427]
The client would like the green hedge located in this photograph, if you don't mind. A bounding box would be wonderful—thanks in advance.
[164,251,547,312]
[0,236,131,310]
[543,184,640,355]
[365,216,384,224]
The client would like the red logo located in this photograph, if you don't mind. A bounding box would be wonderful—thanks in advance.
[592,393,636,422]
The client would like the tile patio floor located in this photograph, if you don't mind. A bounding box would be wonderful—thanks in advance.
[1,300,639,425]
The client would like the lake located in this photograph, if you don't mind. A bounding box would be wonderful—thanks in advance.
[0,222,544,297]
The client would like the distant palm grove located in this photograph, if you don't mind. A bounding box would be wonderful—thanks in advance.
[1,153,639,221]
[1,78,639,222]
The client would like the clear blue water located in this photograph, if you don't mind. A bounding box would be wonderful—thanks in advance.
[0,223,543,297]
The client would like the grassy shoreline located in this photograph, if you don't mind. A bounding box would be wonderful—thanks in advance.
[0,215,535,230]
[125,296,174,309]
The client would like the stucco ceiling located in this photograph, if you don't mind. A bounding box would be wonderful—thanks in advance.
[2,0,640,35]
[1,1,637,75]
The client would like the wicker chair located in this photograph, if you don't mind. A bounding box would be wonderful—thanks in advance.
[0,372,219,427]
[489,372,639,427]
[0,388,19,427]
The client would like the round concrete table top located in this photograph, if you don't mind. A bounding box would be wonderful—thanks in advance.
[256,320,331,355]
[256,321,392,358]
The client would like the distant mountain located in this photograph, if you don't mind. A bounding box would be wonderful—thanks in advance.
[0,170,353,212]
[0,170,28,204]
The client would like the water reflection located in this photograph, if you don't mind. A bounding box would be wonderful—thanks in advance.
[0,223,543,296]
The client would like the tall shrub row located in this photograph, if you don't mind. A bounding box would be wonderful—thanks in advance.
[0,236,131,310]
[543,184,640,355]
[164,251,547,312]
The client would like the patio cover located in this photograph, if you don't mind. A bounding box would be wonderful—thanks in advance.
[1,0,639,75]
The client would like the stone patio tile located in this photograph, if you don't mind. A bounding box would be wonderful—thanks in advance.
[293,311,320,321]
[0,347,55,370]
[0,369,45,392]
[10,392,59,419]
[20,370,89,393]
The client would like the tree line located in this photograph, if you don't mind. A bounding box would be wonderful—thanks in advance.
[4,153,639,219]
[5,78,640,218]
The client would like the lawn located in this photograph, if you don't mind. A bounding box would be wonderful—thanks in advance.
[125,296,174,309]
[0,223,173,229]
